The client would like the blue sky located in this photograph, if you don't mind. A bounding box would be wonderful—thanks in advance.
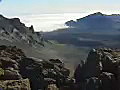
[0,0,120,31]
[0,0,120,15]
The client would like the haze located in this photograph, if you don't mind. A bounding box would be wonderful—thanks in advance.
[0,0,120,31]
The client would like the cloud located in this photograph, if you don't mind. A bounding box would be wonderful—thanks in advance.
[6,12,99,32]
[16,13,90,32]
[7,12,117,32]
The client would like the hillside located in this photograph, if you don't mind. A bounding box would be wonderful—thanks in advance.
[44,12,120,48]
[0,45,119,90]
[0,15,44,46]
[0,13,120,90]
[0,14,88,75]
[65,12,120,34]
[74,48,120,90]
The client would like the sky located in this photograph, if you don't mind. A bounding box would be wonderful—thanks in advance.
[0,0,120,15]
[0,0,120,32]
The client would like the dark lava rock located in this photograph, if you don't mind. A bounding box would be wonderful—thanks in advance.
[85,77,101,90]
[0,45,25,80]
[20,57,70,90]
[99,72,117,90]
[0,45,71,90]
[0,45,31,90]
[0,45,26,61]
[74,48,120,90]
[3,69,22,80]
[20,57,45,90]
[0,79,31,90]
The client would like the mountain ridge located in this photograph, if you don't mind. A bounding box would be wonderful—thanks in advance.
[44,12,120,49]
[0,12,120,90]
[0,14,87,77]
[65,12,120,31]
[0,14,44,47]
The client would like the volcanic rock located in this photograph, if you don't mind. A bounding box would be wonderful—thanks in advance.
[74,48,120,90]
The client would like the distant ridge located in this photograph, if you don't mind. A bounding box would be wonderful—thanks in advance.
[0,14,44,47]
[65,12,120,30]
[66,12,120,23]
[44,12,120,48]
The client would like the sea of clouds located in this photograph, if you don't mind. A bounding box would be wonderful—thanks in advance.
[11,12,91,32]
[8,12,118,32]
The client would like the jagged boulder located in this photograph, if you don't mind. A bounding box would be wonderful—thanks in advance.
[74,49,102,82]
[49,59,64,68]
[0,45,26,60]
[101,51,119,75]
[0,79,31,90]
[20,57,45,90]
[20,57,70,90]
[29,25,35,33]
[0,57,18,69]
[2,69,22,80]
[47,84,59,90]
[0,45,31,90]
[74,64,83,83]
[0,45,71,90]
[0,45,25,80]
[74,48,120,90]
[99,72,117,90]
[49,59,70,77]
[86,77,101,90]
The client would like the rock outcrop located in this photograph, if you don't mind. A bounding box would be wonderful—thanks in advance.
[0,79,31,90]
[20,58,70,90]
[74,48,120,90]
[0,45,31,90]
[0,45,70,90]
[0,15,44,47]
[1,45,120,90]
[0,45,25,80]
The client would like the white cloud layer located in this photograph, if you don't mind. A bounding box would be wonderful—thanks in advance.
[8,13,91,32]
[7,12,120,32]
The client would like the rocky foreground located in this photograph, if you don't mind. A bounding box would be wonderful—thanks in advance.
[0,45,70,90]
[74,48,120,90]
[0,45,120,90]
